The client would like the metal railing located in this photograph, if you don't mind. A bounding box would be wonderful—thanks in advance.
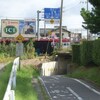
[3,57,19,100]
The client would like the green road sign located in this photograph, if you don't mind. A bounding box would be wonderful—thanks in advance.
[4,26,17,34]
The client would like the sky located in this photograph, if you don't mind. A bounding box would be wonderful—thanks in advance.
[0,0,92,35]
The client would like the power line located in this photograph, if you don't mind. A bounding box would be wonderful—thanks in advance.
[64,2,80,12]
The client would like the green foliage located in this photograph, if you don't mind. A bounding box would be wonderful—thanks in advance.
[0,42,15,63]
[72,44,81,65]
[23,38,35,59]
[89,0,100,7]
[80,0,100,34]
[92,39,100,65]
[0,39,36,61]
[9,42,16,56]
[0,53,14,63]
[0,42,16,57]
[68,66,100,86]
[15,65,39,100]
[0,63,12,100]
[81,41,93,65]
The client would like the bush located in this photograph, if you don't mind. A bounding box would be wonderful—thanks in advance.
[0,42,16,57]
[72,44,81,65]
[92,39,100,66]
[81,41,93,66]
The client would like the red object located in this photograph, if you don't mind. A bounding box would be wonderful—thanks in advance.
[37,38,70,42]
[0,38,70,43]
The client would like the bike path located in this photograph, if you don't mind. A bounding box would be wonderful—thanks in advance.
[39,75,100,100]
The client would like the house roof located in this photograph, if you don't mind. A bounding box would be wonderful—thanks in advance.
[40,27,71,34]
[51,27,71,33]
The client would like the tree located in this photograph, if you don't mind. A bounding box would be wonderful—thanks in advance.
[80,0,100,34]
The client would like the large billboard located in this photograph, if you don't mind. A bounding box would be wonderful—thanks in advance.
[1,19,19,37]
[1,19,36,38]
[19,19,36,37]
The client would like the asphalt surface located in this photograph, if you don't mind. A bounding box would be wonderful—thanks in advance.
[39,75,100,100]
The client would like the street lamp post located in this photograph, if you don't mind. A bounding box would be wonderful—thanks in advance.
[59,0,63,49]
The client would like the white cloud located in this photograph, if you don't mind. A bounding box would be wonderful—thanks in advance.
[63,15,84,29]
[0,0,91,30]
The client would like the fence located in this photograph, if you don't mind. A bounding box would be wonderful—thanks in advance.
[3,57,19,100]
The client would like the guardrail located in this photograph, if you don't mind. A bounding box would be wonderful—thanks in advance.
[3,57,20,100]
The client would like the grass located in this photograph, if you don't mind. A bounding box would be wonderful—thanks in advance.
[0,53,14,63]
[0,63,13,100]
[67,66,100,86]
[15,65,40,100]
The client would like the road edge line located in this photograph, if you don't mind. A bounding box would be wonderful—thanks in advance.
[67,87,83,100]
[73,78,100,95]
[38,77,52,100]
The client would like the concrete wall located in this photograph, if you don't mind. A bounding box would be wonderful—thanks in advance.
[58,57,68,75]
[41,61,58,76]
[41,53,72,76]
[57,53,72,75]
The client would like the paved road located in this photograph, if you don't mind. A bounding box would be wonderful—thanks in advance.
[39,75,100,100]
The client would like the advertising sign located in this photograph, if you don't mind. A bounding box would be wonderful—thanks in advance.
[19,19,36,37]
[1,19,36,38]
[1,19,19,37]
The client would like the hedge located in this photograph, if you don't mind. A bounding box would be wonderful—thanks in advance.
[81,41,93,66]
[92,39,100,65]
[72,44,81,64]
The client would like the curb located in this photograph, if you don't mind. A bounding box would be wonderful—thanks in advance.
[38,77,52,100]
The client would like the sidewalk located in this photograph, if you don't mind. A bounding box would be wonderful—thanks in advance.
[32,78,49,100]
[0,63,7,71]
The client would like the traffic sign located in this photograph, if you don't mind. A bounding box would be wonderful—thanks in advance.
[50,19,54,24]
[48,31,52,35]
[44,8,60,19]
[16,34,24,42]
[44,19,60,24]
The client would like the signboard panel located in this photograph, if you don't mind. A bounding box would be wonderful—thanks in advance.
[44,19,60,24]
[1,19,19,37]
[15,34,25,42]
[19,19,36,37]
[44,8,60,19]
[1,19,36,38]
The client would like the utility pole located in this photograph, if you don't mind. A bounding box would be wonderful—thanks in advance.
[59,0,63,49]
[37,10,41,40]
[87,0,89,40]
[44,20,46,37]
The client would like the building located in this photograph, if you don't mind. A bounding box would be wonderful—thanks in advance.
[40,26,71,48]
[40,26,70,38]
[70,33,82,43]
[39,26,82,48]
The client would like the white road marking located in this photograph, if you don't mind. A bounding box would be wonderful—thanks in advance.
[39,77,52,100]
[51,76,59,80]
[67,87,83,100]
[74,79,100,95]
